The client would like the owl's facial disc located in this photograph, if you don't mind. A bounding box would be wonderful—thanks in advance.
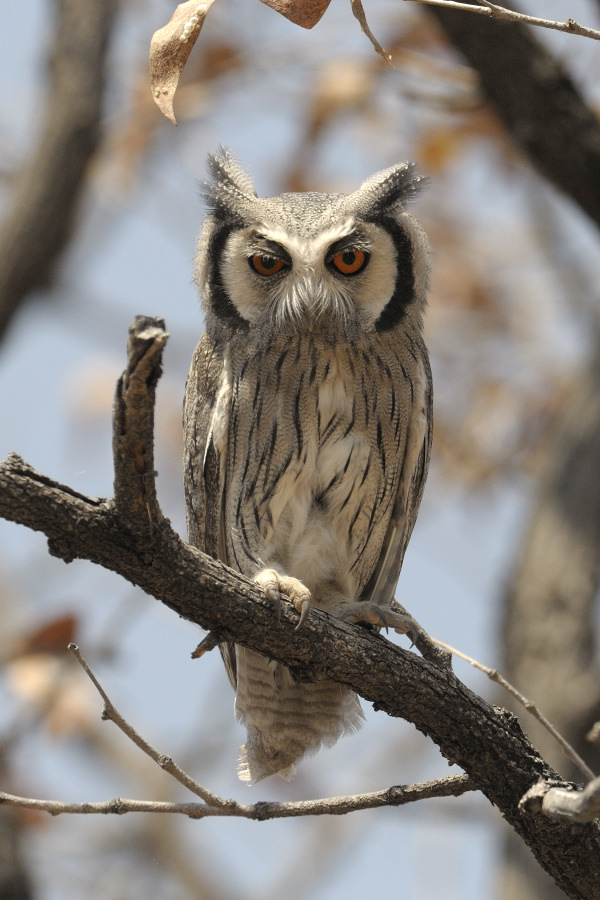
[220,222,399,330]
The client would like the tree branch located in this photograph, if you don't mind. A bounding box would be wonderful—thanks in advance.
[1,317,600,897]
[0,774,473,820]
[407,0,600,42]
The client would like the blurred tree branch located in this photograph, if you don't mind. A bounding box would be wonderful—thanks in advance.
[499,335,600,899]
[0,0,116,342]
[0,316,599,897]
[430,2,600,229]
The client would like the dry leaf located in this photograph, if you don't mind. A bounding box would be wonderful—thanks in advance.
[259,0,332,28]
[150,0,216,125]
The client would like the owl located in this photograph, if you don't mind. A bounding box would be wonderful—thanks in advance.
[184,149,432,783]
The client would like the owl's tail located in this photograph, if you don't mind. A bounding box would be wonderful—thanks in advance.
[233,645,364,783]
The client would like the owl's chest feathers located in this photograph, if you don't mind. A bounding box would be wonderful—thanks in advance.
[221,337,407,603]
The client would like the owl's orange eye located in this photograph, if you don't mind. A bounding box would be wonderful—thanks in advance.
[249,255,285,276]
[331,249,367,275]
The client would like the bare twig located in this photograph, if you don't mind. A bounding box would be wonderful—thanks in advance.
[68,643,228,809]
[0,773,473,820]
[191,632,220,658]
[405,0,600,41]
[434,639,596,782]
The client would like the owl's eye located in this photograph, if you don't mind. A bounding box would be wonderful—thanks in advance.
[331,249,368,275]
[249,255,286,277]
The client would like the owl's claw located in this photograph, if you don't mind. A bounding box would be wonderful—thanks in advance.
[294,597,312,631]
[341,603,420,646]
[254,569,312,629]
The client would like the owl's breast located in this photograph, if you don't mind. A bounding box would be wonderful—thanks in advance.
[225,335,408,602]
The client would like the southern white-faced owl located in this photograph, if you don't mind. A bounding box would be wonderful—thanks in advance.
[184,149,432,783]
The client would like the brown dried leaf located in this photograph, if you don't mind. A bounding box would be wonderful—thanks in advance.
[259,0,332,28]
[150,0,216,125]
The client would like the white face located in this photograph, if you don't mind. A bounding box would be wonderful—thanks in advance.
[219,219,400,330]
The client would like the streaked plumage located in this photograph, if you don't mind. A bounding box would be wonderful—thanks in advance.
[184,150,432,782]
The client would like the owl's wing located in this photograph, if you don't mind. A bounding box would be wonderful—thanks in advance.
[361,355,433,611]
[184,332,225,556]
[183,333,237,686]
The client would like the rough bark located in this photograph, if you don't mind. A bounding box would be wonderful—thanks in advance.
[0,0,117,342]
[0,317,599,898]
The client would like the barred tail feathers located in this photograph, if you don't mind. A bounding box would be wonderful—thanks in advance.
[234,646,364,784]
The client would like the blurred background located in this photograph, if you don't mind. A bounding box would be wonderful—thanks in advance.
[0,1,599,897]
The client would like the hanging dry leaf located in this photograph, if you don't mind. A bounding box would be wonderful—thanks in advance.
[150,0,216,125]
[259,0,332,28]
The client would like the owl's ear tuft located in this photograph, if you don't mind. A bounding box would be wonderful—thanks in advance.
[346,162,429,220]
[201,148,258,222]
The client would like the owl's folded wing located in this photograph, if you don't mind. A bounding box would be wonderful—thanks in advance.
[360,351,432,612]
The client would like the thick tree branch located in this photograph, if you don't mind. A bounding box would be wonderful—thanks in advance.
[0,0,117,342]
[0,317,600,897]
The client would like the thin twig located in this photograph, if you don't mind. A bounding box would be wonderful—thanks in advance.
[191,631,220,659]
[0,773,474,819]
[67,642,475,820]
[434,639,596,782]
[404,0,600,42]
[68,643,229,809]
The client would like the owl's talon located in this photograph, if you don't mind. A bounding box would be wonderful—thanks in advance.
[254,568,311,629]
[294,597,312,631]
[342,603,420,645]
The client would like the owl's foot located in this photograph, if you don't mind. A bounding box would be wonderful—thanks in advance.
[341,603,420,645]
[254,569,312,630]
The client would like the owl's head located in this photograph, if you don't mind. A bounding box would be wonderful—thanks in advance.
[195,149,430,341]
